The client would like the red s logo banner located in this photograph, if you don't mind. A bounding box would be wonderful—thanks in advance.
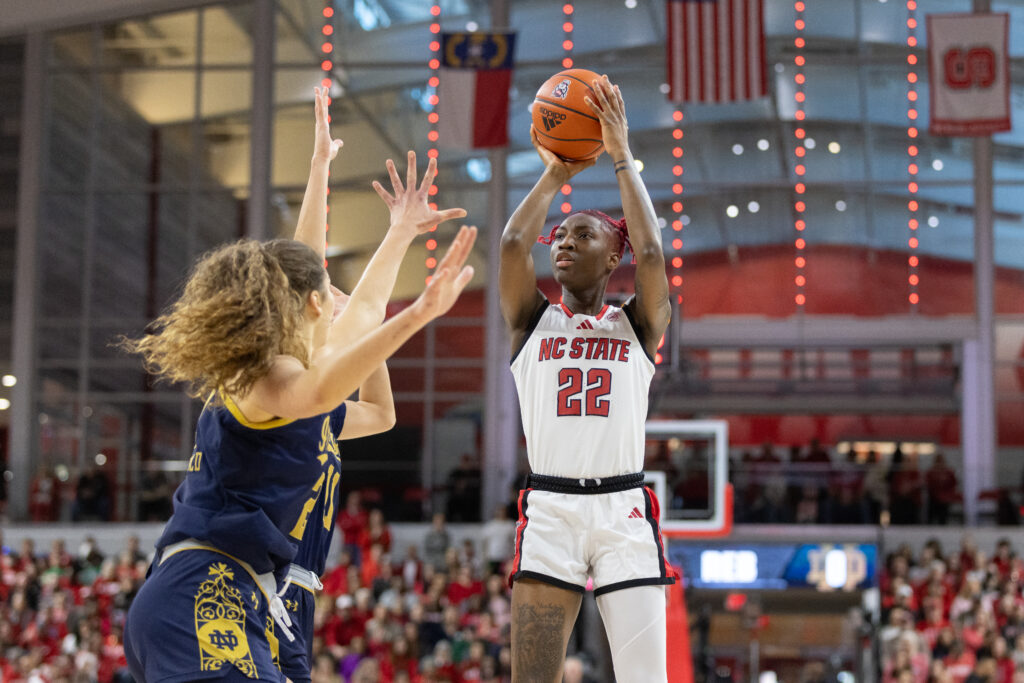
[943,47,997,90]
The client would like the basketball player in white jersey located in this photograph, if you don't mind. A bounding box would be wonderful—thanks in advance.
[500,75,674,683]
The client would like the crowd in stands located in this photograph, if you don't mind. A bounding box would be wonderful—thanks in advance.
[880,536,1024,683]
[0,495,534,683]
[723,442,988,526]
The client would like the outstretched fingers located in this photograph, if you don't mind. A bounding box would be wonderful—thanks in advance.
[371,180,395,205]
[437,225,478,273]
[434,207,468,224]
[405,150,418,195]
[384,158,404,195]
[420,156,438,193]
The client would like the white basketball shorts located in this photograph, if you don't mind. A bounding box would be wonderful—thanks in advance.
[509,472,677,596]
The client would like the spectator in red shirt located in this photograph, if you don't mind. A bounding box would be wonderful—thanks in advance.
[321,548,353,597]
[447,566,484,609]
[358,508,392,559]
[338,491,369,566]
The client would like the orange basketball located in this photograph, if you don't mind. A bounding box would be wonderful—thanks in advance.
[531,68,604,161]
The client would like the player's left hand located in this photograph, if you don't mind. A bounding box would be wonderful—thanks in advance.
[372,151,467,236]
[584,75,629,161]
[312,86,343,162]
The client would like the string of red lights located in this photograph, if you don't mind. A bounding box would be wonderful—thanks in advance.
[320,2,335,263]
[559,3,575,219]
[425,3,442,283]
[906,0,921,309]
[792,1,808,310]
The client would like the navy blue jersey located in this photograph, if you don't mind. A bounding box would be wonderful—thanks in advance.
[156,393,347,575]
[288,405,346,576]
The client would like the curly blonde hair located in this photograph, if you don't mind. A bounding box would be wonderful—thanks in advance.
[121,239,327,399]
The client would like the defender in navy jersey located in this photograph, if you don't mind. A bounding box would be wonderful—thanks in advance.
[121,173,475,679]
[276,87,453,683]
[500,75,673,683]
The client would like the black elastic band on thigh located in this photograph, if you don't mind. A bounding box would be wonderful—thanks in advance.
[525,472,645,495]
[592,576,677,597]
[512,570,587,593]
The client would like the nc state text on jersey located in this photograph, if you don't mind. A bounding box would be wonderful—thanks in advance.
[537,336,632,363]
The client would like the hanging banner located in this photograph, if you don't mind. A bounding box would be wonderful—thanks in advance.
[927,13,1010,136]
[438,31,516,149]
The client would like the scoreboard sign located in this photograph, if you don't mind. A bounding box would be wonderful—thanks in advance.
[669,543,876,591]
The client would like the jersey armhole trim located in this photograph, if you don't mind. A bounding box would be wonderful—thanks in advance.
[220,390,296,430]
[622,303,656,365]
[510,299,550,365]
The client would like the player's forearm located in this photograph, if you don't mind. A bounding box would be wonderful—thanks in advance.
[335,229,416,334]
[312,304,429,412]
[294,156,332,259]
[613,151,663,262]
[356,364,395,423]
[502,167,564,246]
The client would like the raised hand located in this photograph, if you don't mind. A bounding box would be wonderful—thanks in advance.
[583,75,629,161]
[412,225,478,321]
[312,86,343,162]
[372,151,467,236]
[530,126,595,183]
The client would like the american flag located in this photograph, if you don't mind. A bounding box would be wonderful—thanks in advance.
[666,0,768,103]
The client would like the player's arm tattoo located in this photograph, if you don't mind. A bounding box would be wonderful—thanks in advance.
[513,603,567,682]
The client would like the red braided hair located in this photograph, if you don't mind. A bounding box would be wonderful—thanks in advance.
[537,210,632,262]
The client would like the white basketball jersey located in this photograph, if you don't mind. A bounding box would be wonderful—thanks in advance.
[510,301,655,479]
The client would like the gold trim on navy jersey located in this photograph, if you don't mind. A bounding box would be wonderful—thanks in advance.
[219,390,295,430]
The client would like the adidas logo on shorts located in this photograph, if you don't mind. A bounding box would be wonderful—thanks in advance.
[627,507,643,519]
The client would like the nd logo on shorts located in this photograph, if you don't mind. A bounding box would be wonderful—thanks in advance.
[194,563,259,678]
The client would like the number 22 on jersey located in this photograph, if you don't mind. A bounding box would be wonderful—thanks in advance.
[557,367,612,417]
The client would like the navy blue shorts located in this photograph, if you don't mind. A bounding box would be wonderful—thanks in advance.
[124,548,285,683]
[277,583,315,683]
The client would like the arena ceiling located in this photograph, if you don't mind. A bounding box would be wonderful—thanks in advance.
[19,0,1024,301]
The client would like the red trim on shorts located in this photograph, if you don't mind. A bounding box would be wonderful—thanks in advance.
[508,488,532,589]
[643,486,678,580]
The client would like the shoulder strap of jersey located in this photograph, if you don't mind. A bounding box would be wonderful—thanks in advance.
[621,298,655,364]
[510,297,550,365]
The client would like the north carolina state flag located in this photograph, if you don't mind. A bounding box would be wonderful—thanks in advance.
[438,32,516,149]
[928,13,1010,136]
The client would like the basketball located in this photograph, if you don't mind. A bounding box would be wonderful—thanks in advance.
[531,68,604,162]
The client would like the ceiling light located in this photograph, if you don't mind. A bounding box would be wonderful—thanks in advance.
[634,159,644,172]
[625,0,638,7]
[757,139,770,151]
[680,214,691,226]
[747,201,760,213]
[804,137,816,149]
[732,144,744,155]
[928,216,939,227]
[466,21,479,31]
[95,453,107,466]
[657,216,667,228]
[0,398,9,410]
[726,205,739,218]
[1,374,14,387]
[828,141,841,154]
[659,83,670,94]
[836,200,847,212]
[932,159,944,171]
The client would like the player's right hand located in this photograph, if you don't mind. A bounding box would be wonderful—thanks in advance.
[531,126,595,183]
[312,86,343,162]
